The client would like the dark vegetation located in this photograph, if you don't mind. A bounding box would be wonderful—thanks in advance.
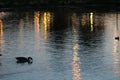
[0,0,119,11]
[0,0,119,5]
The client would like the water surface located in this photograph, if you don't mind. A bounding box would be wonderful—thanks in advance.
[0,11,120,80]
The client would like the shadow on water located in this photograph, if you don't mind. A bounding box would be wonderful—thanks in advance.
[48,11,71,50]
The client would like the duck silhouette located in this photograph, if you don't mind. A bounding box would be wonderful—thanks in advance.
[16,57,33,64]
[115,36,119,40]
[0,54,2,56]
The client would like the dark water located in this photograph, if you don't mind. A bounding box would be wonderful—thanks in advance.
[0,10,120,80]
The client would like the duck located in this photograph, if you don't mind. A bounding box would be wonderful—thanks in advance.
[0,54,2,56]
[115,36,119,40]
[16,57,33,64]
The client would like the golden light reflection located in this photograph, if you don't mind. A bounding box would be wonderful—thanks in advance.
[34,11,41,42]
[72,40,81,80]
[72,24,81,80]
[90,12,94,32]
[113,28,120,76]
[43,12,52,41]
[0,18,4,55]
[0,19,3,37]
[115,13,119,38]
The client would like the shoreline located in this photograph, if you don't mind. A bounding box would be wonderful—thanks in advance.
[0,3,119,12]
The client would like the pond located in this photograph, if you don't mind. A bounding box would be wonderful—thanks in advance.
[0,10,120,80]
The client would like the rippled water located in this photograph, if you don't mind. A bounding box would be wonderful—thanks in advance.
[0,11,120,80]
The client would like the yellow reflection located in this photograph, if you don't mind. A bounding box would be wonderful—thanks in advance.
[34,11,41,42]
[113,28,120,76]
[90,12,94,32]
[72,25,81,80]
[0,18,4,55]
[43,12,52,40]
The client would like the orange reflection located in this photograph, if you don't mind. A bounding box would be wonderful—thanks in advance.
[72,45,81,80]
[113,28,120,76]
[34,11,41,42]
[0,18,4,55]
[0,19,3,37]
[72,23,81,80]
[43,12,52,41]
[34,11,40,32]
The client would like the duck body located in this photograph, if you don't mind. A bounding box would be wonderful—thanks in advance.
[16,57,28,62]
[16,57,33,64]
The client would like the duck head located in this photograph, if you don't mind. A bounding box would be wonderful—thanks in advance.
[28,57,33,64]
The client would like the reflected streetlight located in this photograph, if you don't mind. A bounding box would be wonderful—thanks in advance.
[43,12,52,41]
[90,12,94,32]
[115,12,119,40]
[34,11,41,42]
[72,44,81,80]
[34,11,40,32]
[0,18,4,55]
[113,28,120,76]
[0,19,3,37]
[72,18,81,80]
